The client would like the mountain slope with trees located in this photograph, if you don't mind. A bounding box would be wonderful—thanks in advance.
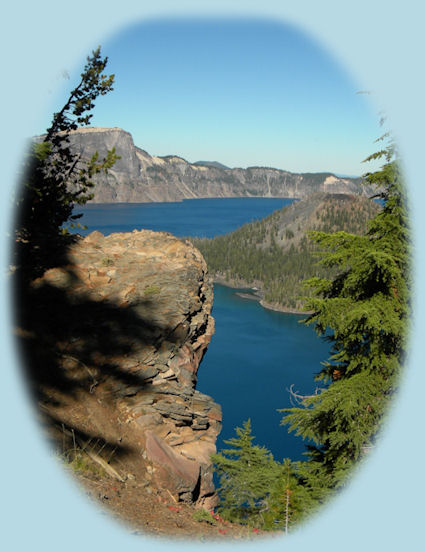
[190,192,380,311]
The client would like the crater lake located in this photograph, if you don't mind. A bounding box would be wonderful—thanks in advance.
[75,198,330,462]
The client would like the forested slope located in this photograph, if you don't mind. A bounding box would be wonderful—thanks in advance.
[190,192,380,311]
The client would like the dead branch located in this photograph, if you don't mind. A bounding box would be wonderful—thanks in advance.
[287,384,323,406]
[61,354,99,393]
[59,425,125,482]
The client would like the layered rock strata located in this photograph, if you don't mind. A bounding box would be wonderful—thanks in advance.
[29,230,221,507]
[40,127,373,202]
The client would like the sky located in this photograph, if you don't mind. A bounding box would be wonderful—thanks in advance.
[44,18,382,176]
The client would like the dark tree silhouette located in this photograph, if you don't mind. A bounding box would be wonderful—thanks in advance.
[14,46,118,278]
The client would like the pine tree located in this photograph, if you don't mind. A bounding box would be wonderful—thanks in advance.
[212,422,319,531]
[211,420,280,528]
[262,458,318,532]
[279,132,410,500]
[15,46,119,277]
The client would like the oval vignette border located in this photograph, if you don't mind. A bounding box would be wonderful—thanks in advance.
[1,2,424,552]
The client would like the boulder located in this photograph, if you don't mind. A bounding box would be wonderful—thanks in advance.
[145,431,200,500]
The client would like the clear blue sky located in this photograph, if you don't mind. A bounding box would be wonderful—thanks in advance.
[47,18,382,176]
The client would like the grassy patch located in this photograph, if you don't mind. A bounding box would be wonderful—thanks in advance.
[192,509,217,525]
[101,257,114,267]
[143,285,161,297]
[60,449,107,478]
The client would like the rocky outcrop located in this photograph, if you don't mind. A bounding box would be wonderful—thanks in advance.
[53,127,372,202]
[28,230,221,508]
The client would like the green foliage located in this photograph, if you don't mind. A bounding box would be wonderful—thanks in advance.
[58,440,108,478]
[143,284,161,297]
[190,194,379,310]
[101,256,114,267]
[212,132,409,531]
[262,459,318,531]
[280,134,409,496]
[212,421,318,531]
[212,420,279,528]
[192,509,217,525]
[62,450,107,477]
[15,46,119,276]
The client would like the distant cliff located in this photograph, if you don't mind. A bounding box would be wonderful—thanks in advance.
[53,127,372,203]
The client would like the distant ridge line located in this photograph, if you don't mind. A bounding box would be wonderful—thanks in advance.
[35,126,373,203]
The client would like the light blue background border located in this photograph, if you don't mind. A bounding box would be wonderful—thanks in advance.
[2,2,424,551]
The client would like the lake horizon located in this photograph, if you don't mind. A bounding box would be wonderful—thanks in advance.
[74,197,298,239]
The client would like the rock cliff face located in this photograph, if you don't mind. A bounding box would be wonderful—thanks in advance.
[59,127,371,202]
[23,230,220,508]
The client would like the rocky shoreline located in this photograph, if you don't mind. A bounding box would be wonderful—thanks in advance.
[213,275,309,315]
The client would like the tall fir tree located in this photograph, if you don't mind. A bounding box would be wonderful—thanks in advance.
[280,132,410,502]
[212,131,409,530]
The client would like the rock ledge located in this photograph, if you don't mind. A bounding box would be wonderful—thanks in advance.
[32,229,221,508]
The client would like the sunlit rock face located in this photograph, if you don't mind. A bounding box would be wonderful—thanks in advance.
[21,229,220,508]
[51,127,372,202]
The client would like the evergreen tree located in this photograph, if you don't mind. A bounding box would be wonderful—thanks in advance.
[262,458,318,532]
[212,422,318,531]
[212,133,409,529]
[279,133,410,499]
[211,420,279,528]
[15,46,119,277]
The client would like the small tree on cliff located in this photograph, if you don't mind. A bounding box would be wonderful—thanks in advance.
[212,422,316,531]
[212,420,279,528]
[15,46,119,275]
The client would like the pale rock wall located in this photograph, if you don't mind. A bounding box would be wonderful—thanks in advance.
[56,127,372,202]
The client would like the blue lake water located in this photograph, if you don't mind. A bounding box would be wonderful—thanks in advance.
[75,198,330,462]
[200,284,329,462]
[74,197,296,238]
